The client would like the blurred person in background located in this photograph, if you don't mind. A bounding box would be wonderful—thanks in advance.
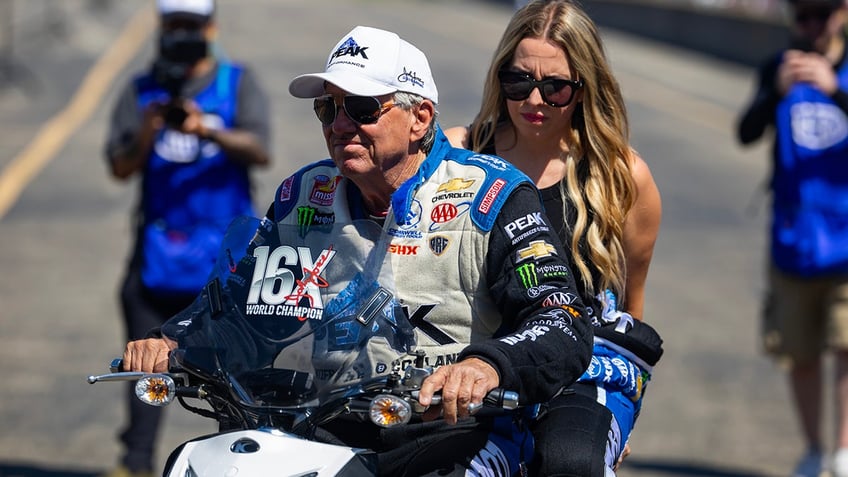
[445,0,664,475]
[737,0,848,475]
[102,0,270,475]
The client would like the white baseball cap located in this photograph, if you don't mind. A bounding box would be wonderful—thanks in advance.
[157,0,214,22]
[289,26,438,104]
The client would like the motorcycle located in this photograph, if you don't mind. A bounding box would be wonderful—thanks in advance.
[88,217,520,476]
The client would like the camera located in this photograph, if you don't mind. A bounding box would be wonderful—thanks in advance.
[789,36,815,53]
[152,28,208,128]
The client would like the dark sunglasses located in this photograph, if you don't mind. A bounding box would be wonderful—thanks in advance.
[794,7,835,24]
[313,95,394,126]
[498,70,584,107]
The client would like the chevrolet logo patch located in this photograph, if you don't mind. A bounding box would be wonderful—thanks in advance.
[515,240,557,262]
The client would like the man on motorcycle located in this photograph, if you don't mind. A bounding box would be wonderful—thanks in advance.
[123,25,593,476]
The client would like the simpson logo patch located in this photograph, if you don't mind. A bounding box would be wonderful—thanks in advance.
[478,178,506,214]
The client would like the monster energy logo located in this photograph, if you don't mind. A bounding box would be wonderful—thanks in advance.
[297,206,316,236]
[296,206,335,236]
[516,263,538,289]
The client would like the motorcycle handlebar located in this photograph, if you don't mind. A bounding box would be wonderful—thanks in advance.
[411,388,519,411]
[101,358,520,411]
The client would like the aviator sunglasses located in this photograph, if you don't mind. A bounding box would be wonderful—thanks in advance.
[498,70,584,107]
[313,95,395,126]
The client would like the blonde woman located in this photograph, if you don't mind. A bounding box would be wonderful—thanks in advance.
[446,1,663,474]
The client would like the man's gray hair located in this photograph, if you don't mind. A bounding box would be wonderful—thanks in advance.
[393,92,438,153]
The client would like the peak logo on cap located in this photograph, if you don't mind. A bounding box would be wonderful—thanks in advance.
[331,37,369,62]
[289,26,438,104]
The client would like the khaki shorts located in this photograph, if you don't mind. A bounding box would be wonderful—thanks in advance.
[762,266,848,366]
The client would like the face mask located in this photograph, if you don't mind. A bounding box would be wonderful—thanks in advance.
[153,28,209,97]
[158,28,208,64]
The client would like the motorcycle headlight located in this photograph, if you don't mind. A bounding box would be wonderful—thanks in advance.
[368,394,411,428]
[135,374,176,406]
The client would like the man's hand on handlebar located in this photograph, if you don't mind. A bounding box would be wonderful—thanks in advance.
[122,337,178,373]
[417,357,500,425]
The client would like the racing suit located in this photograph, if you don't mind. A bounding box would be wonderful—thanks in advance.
[162,127,593,475]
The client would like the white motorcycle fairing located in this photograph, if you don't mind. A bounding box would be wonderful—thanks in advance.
[164,428,375,476]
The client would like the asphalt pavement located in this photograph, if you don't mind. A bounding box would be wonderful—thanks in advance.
[0,1,821,476]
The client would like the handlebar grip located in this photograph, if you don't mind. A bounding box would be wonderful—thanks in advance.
[417,389,519,411]
[483,388,519,410]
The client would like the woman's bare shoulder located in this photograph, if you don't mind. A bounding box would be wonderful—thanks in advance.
[443,126,470,149]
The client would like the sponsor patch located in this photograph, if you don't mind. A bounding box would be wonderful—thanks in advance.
[790,102,848,149]
[515,240,558,262]
[330,37,369,63]
[245,244,336,321]
[468,154,509,171]
[538,263,569,278]
[560,304,582,320]
[516,263,538,289]
[296,206,335,236]
[541,292,579,307]
[279,176,295,202]
[388,243,419,255]
[429,235,450,256]
[431,203,458,223]
[389,199,423,238]
[433,178,475,203]
[437,178,475,193]
[393,352,460,370]
[400,199,423,228]
[478,178,506,214]
[309,174,341,206]
[428,202,471,232]
[499,325,551,345]
[388,228,423,239]
[504,212,547,238]
[526,284,558,298]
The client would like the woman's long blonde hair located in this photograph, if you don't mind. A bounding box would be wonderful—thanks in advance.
[469,0,636,300]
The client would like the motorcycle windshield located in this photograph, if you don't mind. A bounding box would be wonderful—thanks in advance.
[171,216,417,404]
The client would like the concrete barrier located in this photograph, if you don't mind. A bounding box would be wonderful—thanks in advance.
[583,0,790,67]
[494,0,790,67]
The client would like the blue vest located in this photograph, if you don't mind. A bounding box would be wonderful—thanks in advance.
[135,62,255,295]
[772,59,848,276]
